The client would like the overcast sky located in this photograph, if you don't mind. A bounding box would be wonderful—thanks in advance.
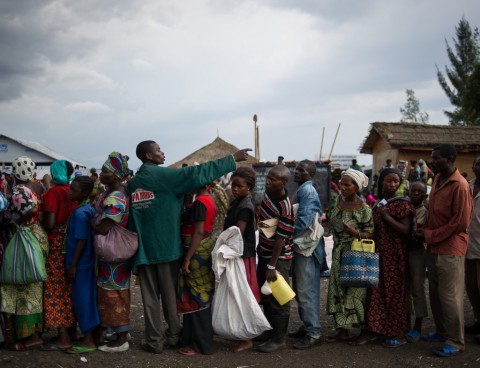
[1,0,478,170]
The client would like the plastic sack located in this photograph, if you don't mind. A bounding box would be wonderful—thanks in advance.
[0,192,7,212]
[94,224,138,262]
[211,226,272,340]
[0,226,47,284]
[293,212,324,257]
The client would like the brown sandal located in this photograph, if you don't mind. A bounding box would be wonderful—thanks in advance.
[324,332,352,343]
[348,335,377,346]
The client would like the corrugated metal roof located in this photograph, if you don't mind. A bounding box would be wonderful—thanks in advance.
[0,134,86,168]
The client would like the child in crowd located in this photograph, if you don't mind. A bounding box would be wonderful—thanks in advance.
[223,167,259,352]
[361,188,377,207]
[41,160,78,351]
[406,181,428,342]
[177,185,217,355]
[65,176,99,353]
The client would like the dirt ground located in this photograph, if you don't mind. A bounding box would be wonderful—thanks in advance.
[2,276,480,368]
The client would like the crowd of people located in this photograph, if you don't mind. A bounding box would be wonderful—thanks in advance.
[0,142,477,360]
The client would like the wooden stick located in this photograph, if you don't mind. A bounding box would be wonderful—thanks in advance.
[253,114,258,160]
[319,127,325,161]
[328,123,341,161]
[256,125,260,161]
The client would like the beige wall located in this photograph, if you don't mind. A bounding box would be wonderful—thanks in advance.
[455,152,477,180]
[371,142,478,179]
[372,139,397,176]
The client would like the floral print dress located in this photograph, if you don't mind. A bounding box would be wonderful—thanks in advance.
[0,184,49,339]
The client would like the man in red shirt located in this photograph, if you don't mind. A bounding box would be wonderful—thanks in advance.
[416,144,472,357]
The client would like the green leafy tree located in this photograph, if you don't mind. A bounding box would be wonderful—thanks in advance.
[437,17,480,126]
[400,89,429,124]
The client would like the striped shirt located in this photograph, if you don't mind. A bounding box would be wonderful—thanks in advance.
[257,192,295,260]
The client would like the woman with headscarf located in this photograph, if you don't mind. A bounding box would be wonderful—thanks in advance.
[359,168,415,347]
[0,156,49,350]
[326,169,374,342]
[41,160,78,350]
[91,152,132,353]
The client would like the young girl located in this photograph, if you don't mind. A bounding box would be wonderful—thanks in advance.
[65,176,99,353]
[177,185,217,355]
[222,167,259,352]
[41,160,78,351]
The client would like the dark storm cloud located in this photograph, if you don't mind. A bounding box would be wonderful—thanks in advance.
[0,0,110,102]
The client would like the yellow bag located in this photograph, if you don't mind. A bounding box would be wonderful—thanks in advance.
[351,238,375,253]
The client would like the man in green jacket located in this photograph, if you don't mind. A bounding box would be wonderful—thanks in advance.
[128,140,250,354]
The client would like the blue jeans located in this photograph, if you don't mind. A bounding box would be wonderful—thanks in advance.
[292,252,321,338]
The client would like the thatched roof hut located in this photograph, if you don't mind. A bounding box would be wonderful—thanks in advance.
[170,137,257,168]
[360,122,480,177]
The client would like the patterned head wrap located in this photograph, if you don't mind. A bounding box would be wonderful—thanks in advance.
[341,168,369,190]
[103,152,130,180]
[12,156,36,181]
[50,160,70,185]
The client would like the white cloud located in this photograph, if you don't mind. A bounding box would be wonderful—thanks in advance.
[0,0,479,169]
[64,101,111,112]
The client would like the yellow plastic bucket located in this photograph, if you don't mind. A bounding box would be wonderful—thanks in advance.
[351,238,375,253]
[268,273,296,306]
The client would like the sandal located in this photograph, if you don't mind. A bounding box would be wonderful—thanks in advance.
[348,334,376,346]
[40,342,71,351]
[383,338,407,348]
[406,329,421,343]
[178,347,199,356]
[324,331,352,343]
[432,344,461,357]
[66,345,97,354]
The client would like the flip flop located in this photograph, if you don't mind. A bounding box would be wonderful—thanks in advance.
[406,329,421,343]
[383,338,407,348]
[432,344,461,357]
[178,347,199,356]
[324,333,352,343]
[66,345,96,354]
[348,335,376,346]
[40,342,71,351]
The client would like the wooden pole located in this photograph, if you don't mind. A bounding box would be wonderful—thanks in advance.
[256,125,260,161]
[319,127,325,161]
[328,123,341,161]
[253,114,258,160]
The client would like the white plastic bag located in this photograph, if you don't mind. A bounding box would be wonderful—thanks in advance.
[211,226,272,340]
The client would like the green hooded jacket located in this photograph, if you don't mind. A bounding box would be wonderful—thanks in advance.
[128,155,236,266]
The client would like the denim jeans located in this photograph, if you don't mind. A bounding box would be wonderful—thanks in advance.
[292,252,322,338]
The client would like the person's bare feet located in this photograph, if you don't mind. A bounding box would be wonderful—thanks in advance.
[232,340,253,352]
